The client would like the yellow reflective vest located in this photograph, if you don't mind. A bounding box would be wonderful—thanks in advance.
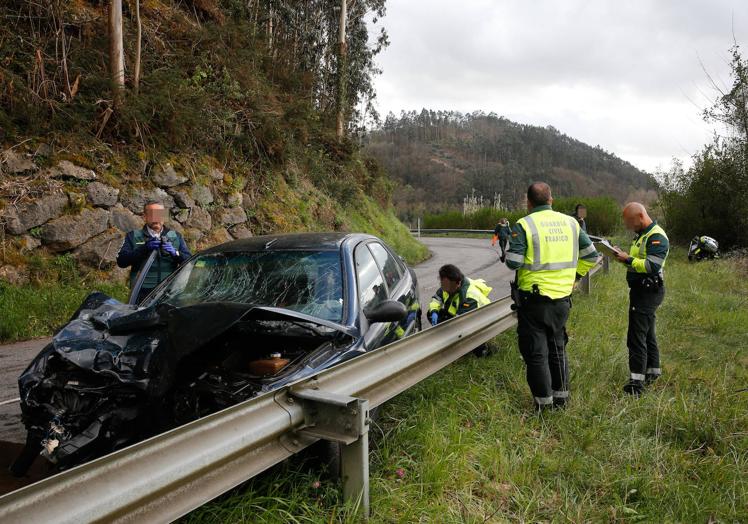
[515,209,585,299]
[428,278,492,319]
[627,223,668,276]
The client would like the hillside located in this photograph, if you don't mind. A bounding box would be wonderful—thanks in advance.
[365,110,657,220]
[0,0,426,342]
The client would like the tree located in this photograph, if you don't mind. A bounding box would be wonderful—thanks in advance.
[108,0,125,106]
[659,45,748,248]
[336,0,348,140]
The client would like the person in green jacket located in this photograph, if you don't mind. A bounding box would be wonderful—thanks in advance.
[492,218,512,262]
[427,264,492,326]
[612,202,670,396]
[116,201,191,304]
[505,182,599,410]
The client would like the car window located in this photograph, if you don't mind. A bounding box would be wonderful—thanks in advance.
[355,245,387,311]
[368,242,403,294]
[143,250,344,322]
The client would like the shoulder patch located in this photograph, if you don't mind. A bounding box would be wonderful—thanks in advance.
[651,240,661,245]
[511,232,518,238]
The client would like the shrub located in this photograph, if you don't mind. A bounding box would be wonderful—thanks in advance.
[424,196,621,236]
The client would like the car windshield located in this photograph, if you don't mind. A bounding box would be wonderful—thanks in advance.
[144,250,344,322]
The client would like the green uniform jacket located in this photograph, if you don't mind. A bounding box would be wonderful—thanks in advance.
[428,278,492,321]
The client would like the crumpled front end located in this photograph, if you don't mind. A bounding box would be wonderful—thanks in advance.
[12,292,354,476]
[14,292,164,472]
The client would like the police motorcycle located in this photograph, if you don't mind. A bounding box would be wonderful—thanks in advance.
[688,235,719,261]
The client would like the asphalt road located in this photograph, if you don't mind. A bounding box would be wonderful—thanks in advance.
[413,236,513,306]
[0,236,512,446]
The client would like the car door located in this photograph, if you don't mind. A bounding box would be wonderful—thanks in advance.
[367,242,419,341]
[354,242,390,350]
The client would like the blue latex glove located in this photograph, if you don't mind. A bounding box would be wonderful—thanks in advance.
[145,238,161,251]
[162,240,178,257]
[429,312,438,326]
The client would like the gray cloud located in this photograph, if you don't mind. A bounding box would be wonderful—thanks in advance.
[371,0,748,171]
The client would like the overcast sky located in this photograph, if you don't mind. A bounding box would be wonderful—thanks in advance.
[370,1,748,173]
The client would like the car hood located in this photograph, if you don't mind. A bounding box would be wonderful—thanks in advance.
[19,292,355,398]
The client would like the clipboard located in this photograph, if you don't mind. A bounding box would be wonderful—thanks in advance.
[594,238,623,258]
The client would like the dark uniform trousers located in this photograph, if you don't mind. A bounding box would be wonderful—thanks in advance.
[627,286,665,377]
[517,295,570,402]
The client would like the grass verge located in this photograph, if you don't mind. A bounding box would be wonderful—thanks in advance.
[0,263,128,342]
[185,249,748,523]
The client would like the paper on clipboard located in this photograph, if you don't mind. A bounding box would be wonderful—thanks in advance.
[594,238,623,257]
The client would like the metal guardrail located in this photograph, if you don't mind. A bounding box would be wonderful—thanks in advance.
[0,297,517,523]
[0,240,612,522]
[579,255,609,294]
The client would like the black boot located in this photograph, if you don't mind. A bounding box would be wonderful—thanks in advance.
[645,373,660,385]
[623,379,644,396]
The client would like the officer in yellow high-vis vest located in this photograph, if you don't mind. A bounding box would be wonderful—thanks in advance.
[505,183,599,410]
[612,202,669,396]
[427,264,492,325]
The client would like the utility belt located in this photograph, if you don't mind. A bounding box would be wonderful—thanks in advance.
[628,274,664,292]
[510,277,570,310]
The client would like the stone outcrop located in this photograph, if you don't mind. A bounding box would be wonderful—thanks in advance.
[218,206,247,226]
[151,163,188,188]
[120,187,175,214]
[52,160,97,181]
[73,228,123,269]
[2,194,69,235]
[110,205,142,233]
[87,182,120,208]
[168,188,195,209]
[41,208,110,252]
[1,149,36,175]
[192,184,213,206]
[185,206,212,231]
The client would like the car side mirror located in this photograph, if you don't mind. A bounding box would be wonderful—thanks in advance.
[364,300,408,324]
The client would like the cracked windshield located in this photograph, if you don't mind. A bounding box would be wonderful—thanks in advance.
[146,251,344,322]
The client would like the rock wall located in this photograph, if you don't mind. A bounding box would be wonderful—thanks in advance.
[1,147,256,285]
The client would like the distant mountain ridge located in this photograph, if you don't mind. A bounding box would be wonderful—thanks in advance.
[365,110,656,218]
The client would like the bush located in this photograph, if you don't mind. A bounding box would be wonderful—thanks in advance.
[659,145,748,249]
[424,196,621,236]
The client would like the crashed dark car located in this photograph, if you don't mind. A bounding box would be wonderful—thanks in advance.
[13,233,421,474]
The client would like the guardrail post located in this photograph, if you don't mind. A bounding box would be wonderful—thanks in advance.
[291,388,371,518]
[580,273,591,294]
[342,431,369,517]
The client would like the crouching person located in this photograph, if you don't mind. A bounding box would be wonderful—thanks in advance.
[427,264,493,355]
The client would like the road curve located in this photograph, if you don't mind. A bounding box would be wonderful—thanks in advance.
[0,236,511,444]
[414,236,513,307]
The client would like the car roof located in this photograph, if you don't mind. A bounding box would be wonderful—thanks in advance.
[200,232,378,254]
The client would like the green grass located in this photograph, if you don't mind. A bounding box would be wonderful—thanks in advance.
[0,281,128,342]
[342,197,429,265]
[185,249,748,523]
